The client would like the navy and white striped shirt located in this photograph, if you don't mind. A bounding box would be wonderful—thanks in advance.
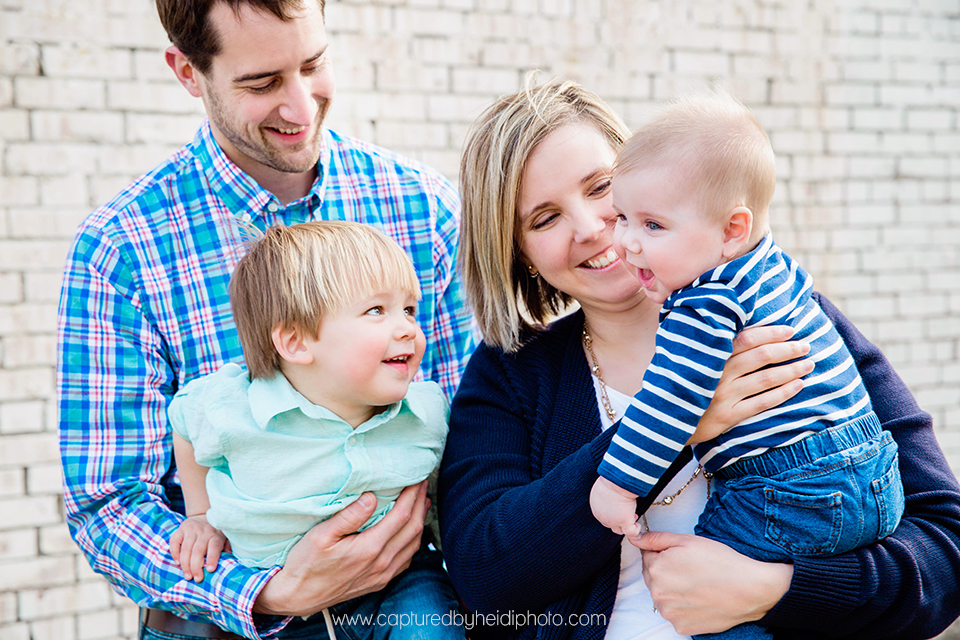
[599,234,873,496]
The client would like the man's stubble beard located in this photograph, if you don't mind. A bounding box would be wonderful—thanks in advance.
[207,86,329,175]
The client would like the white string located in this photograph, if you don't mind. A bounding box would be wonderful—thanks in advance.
[322,608,338,640]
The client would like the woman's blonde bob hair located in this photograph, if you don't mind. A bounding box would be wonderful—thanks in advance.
[458,76,629,352]
[230,220,420,379]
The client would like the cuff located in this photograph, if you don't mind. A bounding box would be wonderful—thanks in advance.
[761,554,864,629]
[211,561,291,639]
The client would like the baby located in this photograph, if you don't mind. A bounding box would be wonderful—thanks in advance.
[589,93,904,640]
[169,220,462,639]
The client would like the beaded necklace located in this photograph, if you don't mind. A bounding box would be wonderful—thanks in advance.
[582,321,709,532]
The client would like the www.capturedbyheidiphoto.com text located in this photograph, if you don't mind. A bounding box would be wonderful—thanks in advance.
[331,609,608,632]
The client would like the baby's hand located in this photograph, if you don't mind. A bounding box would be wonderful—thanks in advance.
[169,513,229,582]
[590,476,642,538]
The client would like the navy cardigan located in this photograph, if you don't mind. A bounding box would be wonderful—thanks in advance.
[439,294,960,640]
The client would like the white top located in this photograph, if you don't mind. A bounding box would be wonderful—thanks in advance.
[593,380,707,640]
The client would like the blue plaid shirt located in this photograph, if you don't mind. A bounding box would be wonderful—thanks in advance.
[57,120,476,638]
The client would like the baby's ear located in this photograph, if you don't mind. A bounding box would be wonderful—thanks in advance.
[721,206,753,260]
[271,325,314,365]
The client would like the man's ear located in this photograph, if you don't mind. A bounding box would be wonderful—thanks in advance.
[721,206,753,260]
[271,325,314,366]
[165,46,205,98]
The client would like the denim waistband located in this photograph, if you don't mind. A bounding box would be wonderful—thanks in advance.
[715,411,884,480]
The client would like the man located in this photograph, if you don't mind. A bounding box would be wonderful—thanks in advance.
[56,1,475,638]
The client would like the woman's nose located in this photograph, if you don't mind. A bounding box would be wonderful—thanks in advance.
[572,206,606,243]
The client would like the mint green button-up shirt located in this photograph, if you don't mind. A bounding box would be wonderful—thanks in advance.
[169,363,449,568]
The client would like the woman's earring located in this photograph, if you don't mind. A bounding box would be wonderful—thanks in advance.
[527,265,539,278]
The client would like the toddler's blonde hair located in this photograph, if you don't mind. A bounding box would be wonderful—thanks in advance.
[230,221,420,379]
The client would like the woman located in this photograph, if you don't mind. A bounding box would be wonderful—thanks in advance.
[438,78,960,640]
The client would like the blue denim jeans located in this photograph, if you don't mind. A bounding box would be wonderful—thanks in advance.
[141,549,464,640]
[692,412,904,640]
[281,548,465,640]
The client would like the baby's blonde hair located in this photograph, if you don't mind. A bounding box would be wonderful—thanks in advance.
[230,221,420,379]
[615,91,776,237]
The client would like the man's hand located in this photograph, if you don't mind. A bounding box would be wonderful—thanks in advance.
[254,481,429,616]
[590,476,642,538]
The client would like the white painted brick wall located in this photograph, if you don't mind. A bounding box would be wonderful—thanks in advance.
[1,0,958,638]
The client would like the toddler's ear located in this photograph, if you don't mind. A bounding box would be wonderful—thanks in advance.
[721,206,753,260]
[271,325,314,365]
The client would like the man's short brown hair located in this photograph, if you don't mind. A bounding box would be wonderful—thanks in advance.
[155,0,325,75]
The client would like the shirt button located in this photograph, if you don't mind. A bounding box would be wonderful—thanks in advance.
[267,202,279,213]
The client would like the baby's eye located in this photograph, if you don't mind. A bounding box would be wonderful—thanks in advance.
[645,221,663,231]
[364,306,384,316]
[616,213,627,222]
[404,306,417,317]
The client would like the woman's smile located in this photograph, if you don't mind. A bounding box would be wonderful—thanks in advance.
[582,248,621,270]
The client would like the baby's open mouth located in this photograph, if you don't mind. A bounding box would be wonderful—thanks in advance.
[637,269,655,287]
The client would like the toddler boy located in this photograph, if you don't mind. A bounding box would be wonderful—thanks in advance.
[169,221,463,640]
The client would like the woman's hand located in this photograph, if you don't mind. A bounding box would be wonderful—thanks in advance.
[689,326,814,444]
[634,532,793,636]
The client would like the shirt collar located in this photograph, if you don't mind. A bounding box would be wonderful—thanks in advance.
[191,119,329,223]
[692,232,774,288]
[248,370,405,430]
[661,232,775,315]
